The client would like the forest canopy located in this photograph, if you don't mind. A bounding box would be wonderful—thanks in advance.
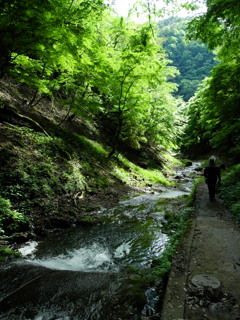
[182,0,240,161]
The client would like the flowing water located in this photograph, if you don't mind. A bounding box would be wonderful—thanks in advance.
[0,162,202,320]
[20,219,169,272]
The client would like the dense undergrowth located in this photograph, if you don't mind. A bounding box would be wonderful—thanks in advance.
[219,164,240,221]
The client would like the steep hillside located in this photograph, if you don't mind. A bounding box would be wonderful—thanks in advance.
[0,78,179,241]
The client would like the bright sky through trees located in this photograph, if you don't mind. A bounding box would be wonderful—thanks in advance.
[109,0,206,20]
[112,0,137,17]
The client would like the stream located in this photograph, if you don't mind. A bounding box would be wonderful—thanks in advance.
[0,162,201,320]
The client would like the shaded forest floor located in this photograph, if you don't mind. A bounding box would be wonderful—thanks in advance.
[161,182,240,320]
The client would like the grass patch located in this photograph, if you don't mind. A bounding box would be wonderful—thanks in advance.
[187,176,205,206]
[73,134,108,161]
[163,153,183,167]
[114,154,171,186]
[0,247,22,261]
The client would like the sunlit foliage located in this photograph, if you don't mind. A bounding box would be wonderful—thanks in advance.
[0,0,180,157]
[182,0,240,160]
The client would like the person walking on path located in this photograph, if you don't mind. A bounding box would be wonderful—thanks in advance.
[204,156,221,201]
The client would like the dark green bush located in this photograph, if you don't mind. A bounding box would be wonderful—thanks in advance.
[219,164,240,219]
[0,197,29,236]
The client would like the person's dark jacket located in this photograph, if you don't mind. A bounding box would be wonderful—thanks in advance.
[204,164,221,184]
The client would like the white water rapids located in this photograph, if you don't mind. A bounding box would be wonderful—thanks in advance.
[20,241,130,272]
[19,228,168,272]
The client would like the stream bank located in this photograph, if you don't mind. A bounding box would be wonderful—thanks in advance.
[0,162,201,320]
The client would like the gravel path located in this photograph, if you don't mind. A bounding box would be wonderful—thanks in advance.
[161,183,240,320]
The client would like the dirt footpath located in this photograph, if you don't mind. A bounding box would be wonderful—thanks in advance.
[161,183,240,320]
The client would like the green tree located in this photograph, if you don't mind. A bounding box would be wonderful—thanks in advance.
[91,16,179,156]
[187,0,240,59]
[0,0,106,95]
[182,0,240,159]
